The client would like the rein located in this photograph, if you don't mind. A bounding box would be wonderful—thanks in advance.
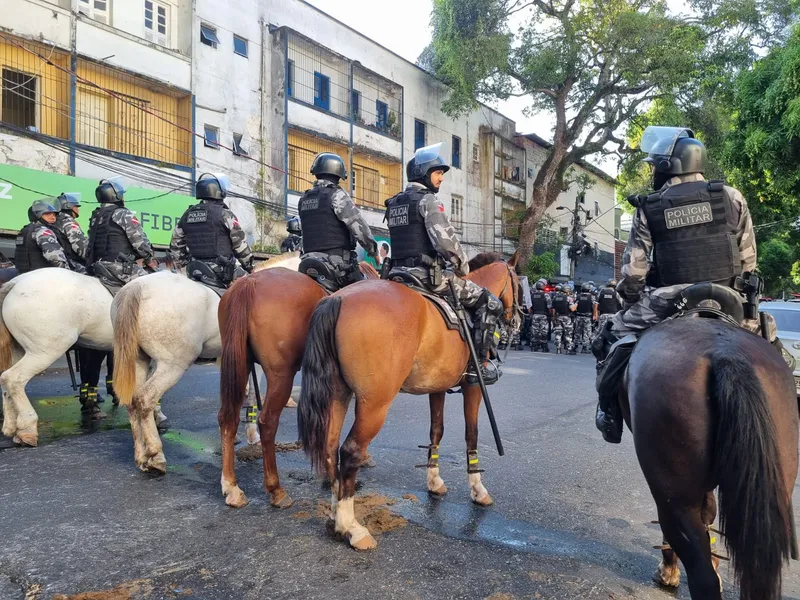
[497,263,523,331]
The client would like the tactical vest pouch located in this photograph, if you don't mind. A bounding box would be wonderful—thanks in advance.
[655,233,739,287]
[216,256,236,284]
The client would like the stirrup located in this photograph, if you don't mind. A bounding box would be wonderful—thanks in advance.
[465,360,502,386]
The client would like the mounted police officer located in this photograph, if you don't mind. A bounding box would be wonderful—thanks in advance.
[170,173,254,287]
[280,217,303,253]
[297,152,378,291]
[594,126,787,444]
[596,279,622,334]
[15,199,71,274]
[53,193,87,274]
[573,282,596,353]
[551,283,575,354]
[87,178,157,285]
[385,143,504,385]
[529,279,551,352]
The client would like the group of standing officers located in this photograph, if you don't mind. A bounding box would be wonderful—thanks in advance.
[524,279,622,354]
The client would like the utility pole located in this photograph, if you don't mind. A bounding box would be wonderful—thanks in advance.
[569,192,585,280]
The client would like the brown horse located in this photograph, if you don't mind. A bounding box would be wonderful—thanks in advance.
[217,260,379,509]
[297,252,520,550]
[622,317,798,599]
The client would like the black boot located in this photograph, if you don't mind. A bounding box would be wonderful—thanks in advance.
[106,377,120,406]
[80,386,107,420]
[594,337,636,444]
[465,292,503,386]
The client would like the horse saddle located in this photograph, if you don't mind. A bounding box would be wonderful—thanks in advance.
[387,270,465,339]
[92,262,124,297]
[187,260,227,297]
[672,282,745,326]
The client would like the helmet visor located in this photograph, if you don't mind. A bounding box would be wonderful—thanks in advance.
[61,192,81,207]
[103,176,127,198]
[414,143,445,166]
[203,173,230,196]
[640,126,694,156]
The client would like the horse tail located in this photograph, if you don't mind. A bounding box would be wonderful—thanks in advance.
[112,283,143,406]
[0,281,17,371]
[219,276,257,429]
[298,296,345,476]
[712,352,791,600]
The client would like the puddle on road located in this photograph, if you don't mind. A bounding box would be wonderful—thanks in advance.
[1,395,131,448]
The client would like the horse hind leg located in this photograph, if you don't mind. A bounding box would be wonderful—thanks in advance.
[426,391,448,496]
[657,501,722,599]
[0,351,58,446]
[127,356,150,469]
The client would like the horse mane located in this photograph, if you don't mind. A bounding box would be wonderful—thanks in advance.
[256,252,301,272]
[468,252,505,271]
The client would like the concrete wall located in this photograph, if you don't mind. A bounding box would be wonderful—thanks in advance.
[0,132,68,173]
[6,0,72,49]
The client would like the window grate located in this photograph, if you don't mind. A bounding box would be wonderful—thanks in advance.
[287,33,350,119]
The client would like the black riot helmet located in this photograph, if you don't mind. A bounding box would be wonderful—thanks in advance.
[196,172,230,201]
[640,126,707,190]
[555,284,563,293]
[535,279,545,291]
[31,199,59,222]
[406,143,450,192]
[57,192,81,214]
[96,177,126,204]
[581,282,592,292]
[286,216,301,235]
[310,153,348,182]
[606,279,617,288]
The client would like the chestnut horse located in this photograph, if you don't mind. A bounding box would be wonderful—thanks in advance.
[623,317,798,599]
[217,261,379,509]
[298,252,520,550]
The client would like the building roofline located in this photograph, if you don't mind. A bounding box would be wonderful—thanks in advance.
[517,132,618,186]
[294,0,513,124]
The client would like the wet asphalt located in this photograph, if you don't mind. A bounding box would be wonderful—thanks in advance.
[1,351,800,600]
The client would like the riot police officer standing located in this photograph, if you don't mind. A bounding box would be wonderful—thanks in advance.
[87,178,157,284]
[529,279,551,352]
[573,282,596,353]
[595,279,622,334]
[550,284,576,354]
[53,192,87,274]
[297,152,378,291]
[280,217,303,253]
[170,173,254,286]
[385,143,504,385]
[15,199,71,273]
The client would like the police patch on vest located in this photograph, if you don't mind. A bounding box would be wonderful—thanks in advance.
[300,198,319,211]
[387,204,409,227]
[664,202,713,229]
[186,210,208,224]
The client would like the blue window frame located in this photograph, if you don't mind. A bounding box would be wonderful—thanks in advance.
[233,35,248,57]
[314,72,330,111]
[452,135,461,169]
[414,119,426,150]
[351,90,360,120]
[286,60,294,97]
[200,24,219,48]
[376,100,388,130]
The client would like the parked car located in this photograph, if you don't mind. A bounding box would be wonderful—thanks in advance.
[761,302,800,393]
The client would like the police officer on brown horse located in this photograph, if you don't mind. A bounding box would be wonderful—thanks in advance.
[297,152,378,292]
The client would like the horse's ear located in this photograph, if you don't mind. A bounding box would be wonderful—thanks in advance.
[508,249,520,268]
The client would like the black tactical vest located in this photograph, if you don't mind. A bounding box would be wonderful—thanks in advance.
[640,180,741,287]
[530,291,548,315]
[576,293,593,315]
[15,223,50,274]
[54,214,84,265]
[87,204,135,264]
[179,201,234,261]
[597,289,620,314]
[298,186,354,254]
[552,293,570,315]
[385,189,437,262]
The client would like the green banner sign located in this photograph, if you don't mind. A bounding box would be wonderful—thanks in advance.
[0,163,195,245]
[356,235,391,268]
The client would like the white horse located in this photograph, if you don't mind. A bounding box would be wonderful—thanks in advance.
[112,253,301,473]
[0,268,114,446]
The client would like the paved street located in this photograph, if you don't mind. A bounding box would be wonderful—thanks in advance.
[2,351,800,599]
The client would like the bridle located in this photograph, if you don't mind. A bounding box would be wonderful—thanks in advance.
[497,263,523,332]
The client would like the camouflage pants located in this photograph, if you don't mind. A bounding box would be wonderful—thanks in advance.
[530,314,550,348]
[611,284,778,341]
[553,315,573,350]
[573,315,594,350]
[97,260,147,285]
[499,325,521,347]
[402,267,486,308]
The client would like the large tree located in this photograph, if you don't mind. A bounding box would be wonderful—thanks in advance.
[428,0,795,262]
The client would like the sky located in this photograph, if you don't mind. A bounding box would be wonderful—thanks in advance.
[304,0,556,145]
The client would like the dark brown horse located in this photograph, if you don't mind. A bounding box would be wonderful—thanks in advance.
[217,259,379,508]
[298,252,520,550]
[622,317,798,599]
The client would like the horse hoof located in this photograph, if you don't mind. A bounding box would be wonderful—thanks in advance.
[225,486,249,508]
[349,531,377,551]
[147,453,167,474]
[471,492,494,507]
[653,564,680,588]
[270,489,294,509]
[360,454,377,468]
[428,483,448,497]
[285,397,298,408]
[13,431,38,447]
[156,418,171,433]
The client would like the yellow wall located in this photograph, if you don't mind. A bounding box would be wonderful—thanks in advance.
[288,128,401,209]
[0,39,70,139]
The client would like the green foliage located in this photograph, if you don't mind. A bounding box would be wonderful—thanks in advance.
[758,237,797,296]
[252,243,280,255]
[524,251,559,283]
